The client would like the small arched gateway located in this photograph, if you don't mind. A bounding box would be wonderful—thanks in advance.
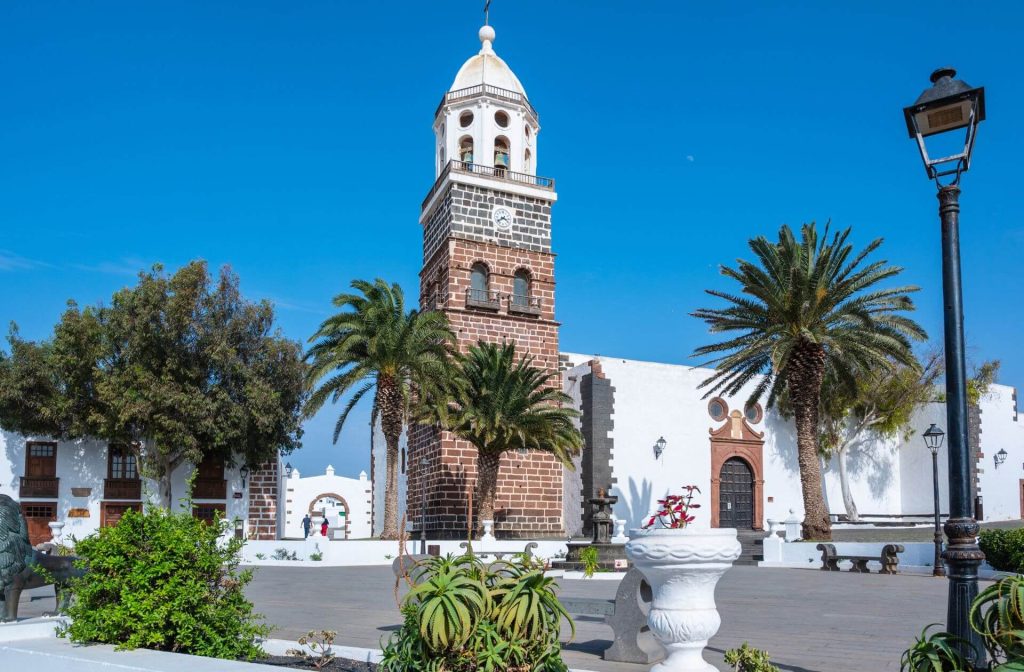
[308,493,351,539]
[708,402,766,530]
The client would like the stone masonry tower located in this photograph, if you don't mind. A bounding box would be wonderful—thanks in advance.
[410,24,563,539]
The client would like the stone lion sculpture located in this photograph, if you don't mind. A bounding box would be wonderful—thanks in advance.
[0,494,85,621]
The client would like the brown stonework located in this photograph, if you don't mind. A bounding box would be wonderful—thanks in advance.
[412,176,563,539]
[247,461,279,540]
[709,411,765,530]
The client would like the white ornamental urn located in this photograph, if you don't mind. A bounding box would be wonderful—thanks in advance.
[626,527,741,672]
[49,521,66,545]
[480,519,496,542]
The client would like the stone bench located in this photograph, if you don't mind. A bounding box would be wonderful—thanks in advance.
[559,568,661,665]
[817,543,904,574]
[457,541,538,561]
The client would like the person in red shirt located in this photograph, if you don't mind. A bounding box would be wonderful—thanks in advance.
[320,518,329,537]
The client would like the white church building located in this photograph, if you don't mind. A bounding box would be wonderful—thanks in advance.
[372,20,1024,538]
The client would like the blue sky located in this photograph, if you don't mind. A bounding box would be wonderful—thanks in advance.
[2,1,1022,477]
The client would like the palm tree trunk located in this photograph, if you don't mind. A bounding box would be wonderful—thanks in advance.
[476,451,501,535]
[837,446,859,523]
[789,342,833,540]
[378,378,404,540]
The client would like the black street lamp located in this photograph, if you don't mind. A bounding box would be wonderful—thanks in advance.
[904,67,986,663]
[419,456,430,555]
[923,424,946,578]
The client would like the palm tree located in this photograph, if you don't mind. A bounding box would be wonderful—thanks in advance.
[693,223,925,540]
[433,341,583,531]
[304,279,454,540]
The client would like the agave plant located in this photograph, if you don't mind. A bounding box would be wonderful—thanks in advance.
[406,557,491,650]
[490,569,574,643]
[971,574,1024,668]
[900,624,972,672]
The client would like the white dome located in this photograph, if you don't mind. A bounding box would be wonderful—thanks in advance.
[449,26,527,98]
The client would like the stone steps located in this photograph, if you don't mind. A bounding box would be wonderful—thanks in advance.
[735,531,764,566]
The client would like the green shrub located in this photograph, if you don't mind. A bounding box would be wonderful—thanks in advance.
[59,507,268,660]
[381,554,572,672]
[979,529,1024,573]
[273,547,298,561]
[579,546,599,579]
[724,643,780,672]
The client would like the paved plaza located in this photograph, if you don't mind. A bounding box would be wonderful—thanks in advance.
[19,564,963,671]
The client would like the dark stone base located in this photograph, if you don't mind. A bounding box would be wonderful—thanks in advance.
[550,541,631,571]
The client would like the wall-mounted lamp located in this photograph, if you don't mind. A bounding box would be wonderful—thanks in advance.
[239,465,250,488]
[653,437,667,460]
[284,462,293,478]
[994,449,1008,468]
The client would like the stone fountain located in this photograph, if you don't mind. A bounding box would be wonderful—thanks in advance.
[555,489,631,571]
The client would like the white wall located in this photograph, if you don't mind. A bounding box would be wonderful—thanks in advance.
[977,385,1024,521]
[561,360,586,537]
[559,354,1024,533]
[281,465,373,539]
[371,422,407,537]
[0,430,255,542]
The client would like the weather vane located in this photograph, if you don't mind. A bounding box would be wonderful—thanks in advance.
[484,0,491,26]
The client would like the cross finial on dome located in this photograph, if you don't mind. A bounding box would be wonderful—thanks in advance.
[479,24,495,55]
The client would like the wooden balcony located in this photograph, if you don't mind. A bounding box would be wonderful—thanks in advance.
[104,478,142,500]
[193,478,227,500]
[20,476,58,498]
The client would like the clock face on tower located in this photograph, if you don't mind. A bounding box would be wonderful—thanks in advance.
[491,206,514,231]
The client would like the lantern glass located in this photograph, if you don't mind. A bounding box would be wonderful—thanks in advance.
[903,67,985,182]
[922,424,945,455]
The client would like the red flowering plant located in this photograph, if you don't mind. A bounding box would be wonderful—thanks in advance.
[644,485,702,529]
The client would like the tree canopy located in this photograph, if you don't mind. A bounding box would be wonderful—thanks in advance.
[0,261,306,503]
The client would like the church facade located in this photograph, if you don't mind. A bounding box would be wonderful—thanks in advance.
[375,21,1024,540]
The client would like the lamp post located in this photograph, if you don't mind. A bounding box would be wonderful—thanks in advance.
[923,424,946,578]
[419,456,430,555]
[904,67,986,662]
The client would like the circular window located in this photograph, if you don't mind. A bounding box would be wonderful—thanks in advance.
[744,404,763,424]
[494,110,509,128]
[459,111,474,128]
[708,398,728,422]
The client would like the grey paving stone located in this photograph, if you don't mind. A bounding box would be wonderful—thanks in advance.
[17,564,968,672]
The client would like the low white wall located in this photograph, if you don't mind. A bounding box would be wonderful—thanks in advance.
[240,537,570,566]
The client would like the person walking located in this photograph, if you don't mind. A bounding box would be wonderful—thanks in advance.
[301,513,312,539]
[320,518,329,538]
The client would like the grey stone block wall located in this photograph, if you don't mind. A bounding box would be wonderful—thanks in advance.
[423,182,553,262]
[580,369,615,538]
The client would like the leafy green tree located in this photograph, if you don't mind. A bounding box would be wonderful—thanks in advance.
[0,262,306,506]
[693,223,925,540]
[304,279,454,540]
[431,341,582,531]
[814,353,941,522]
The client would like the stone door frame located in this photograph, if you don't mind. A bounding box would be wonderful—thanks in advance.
[709,410,765,530]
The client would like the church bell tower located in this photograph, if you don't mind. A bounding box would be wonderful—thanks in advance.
[411,23,563,539]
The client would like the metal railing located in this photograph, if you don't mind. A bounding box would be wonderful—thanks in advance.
[104,478,142,500]
[508,294,542,315]
[466,288,500,310]
[435,84,538,120]
[422,160,555,211]
[20,476,58,498]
